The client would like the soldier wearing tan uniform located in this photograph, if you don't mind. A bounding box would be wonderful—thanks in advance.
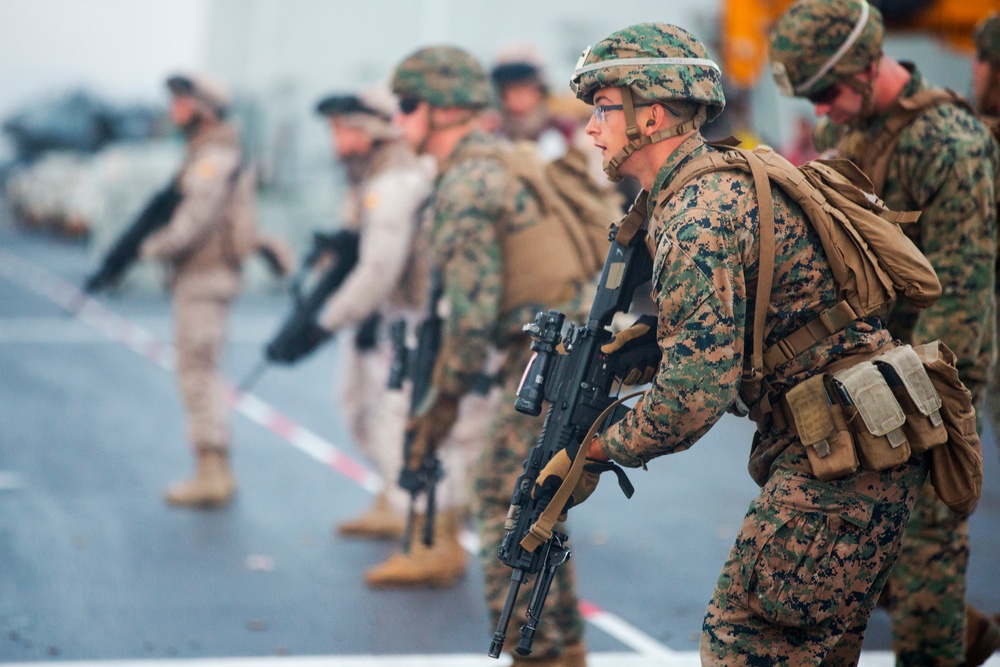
[313,86,494,588]
[141,73,257,508]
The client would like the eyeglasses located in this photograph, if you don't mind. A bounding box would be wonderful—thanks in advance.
[398,98,421,115]
[806,84,841,106]
[592,103,653,123]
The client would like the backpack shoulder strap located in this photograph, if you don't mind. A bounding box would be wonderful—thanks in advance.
[866,87,968,195]
[646,146,777,397]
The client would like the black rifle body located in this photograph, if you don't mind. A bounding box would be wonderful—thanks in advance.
[396,273,445,551]
[84,178,182,293]
[264,230,359,364]
[489,226,653,658]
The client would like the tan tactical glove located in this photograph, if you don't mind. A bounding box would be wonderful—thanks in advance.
[531,441,625,521]
[405,389,460,466]
[601,314,660,385]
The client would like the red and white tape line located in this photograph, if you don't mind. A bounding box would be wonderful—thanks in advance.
[0,246,674,658]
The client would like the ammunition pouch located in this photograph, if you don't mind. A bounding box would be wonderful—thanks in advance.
[914,340,984,517]
[779,342,972,493]
[785,374,858,481]
[831,361,911,471]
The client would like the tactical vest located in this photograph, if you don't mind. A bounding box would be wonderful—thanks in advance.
[846,91,1000,296]
[443,142,619,318]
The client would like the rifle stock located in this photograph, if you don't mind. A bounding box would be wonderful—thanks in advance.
[489,223,653,659]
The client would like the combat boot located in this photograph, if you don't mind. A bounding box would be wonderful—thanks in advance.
[364,509,466,588]
[966,606,1000,667]
[336,492,405,540]
[164,449,236,508]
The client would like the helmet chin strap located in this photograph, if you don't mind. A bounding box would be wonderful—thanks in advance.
[603,87,707,182]
[841,58,880,128]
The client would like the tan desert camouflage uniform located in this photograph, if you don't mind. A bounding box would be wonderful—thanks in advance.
[142,121,254,456]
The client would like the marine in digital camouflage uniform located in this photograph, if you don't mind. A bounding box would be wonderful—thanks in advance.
[771,2,1000,664]
[547,21,927,666]
[391,46,586,666]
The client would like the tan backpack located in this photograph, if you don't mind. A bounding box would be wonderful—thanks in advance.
[652,143,940,389]
[446,141,620,315]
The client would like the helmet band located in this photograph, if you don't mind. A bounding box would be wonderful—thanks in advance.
[794,0,870,95]
[574,56,720,80]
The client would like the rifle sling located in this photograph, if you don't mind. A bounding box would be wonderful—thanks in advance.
[520,389,645,553]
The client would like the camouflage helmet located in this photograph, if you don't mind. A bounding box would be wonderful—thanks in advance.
[391,46,492,109]
[770,0,884,98]
[315,83,399,141]
[570,23,725,122]
[975,12,1000,67]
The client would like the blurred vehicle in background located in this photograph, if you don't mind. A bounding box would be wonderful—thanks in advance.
[2,89,175,239]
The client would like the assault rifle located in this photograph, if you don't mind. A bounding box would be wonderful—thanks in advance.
[488,214,653,659]
[394,272,445,552]
[83,177,181,294]
[238,229,360,390]
[265,228,359,363]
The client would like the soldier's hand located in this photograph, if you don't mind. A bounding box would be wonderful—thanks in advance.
[532,442,606,521]
[406,391,460,463]
[267,321,331,364]
[601,314,660,385]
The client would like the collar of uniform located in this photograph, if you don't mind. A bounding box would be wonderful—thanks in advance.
[187,121,239,154]
[649,133,708,204]
[449,128,491,160]
[437,128,493,179]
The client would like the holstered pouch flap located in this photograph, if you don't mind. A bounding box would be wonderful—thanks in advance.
[834,362,906,446]
[786,374,834,457]
[876,345,943,426]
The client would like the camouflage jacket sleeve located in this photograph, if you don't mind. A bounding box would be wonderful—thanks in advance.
[597,202,744,468]
[318,163,433,331]
[141,143,241,261]
[429,157,507,398]
[888,108,999,391]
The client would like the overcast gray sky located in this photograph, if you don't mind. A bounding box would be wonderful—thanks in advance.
[0,0,207,118]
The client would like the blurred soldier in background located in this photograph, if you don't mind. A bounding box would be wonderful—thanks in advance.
[490,45,576,158]
[312,85,430,544]
[311,85,492,589]
[391,46,588,666]
[771,1,1000,665]
[140,73,258,508]
[974,12,1000,469]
